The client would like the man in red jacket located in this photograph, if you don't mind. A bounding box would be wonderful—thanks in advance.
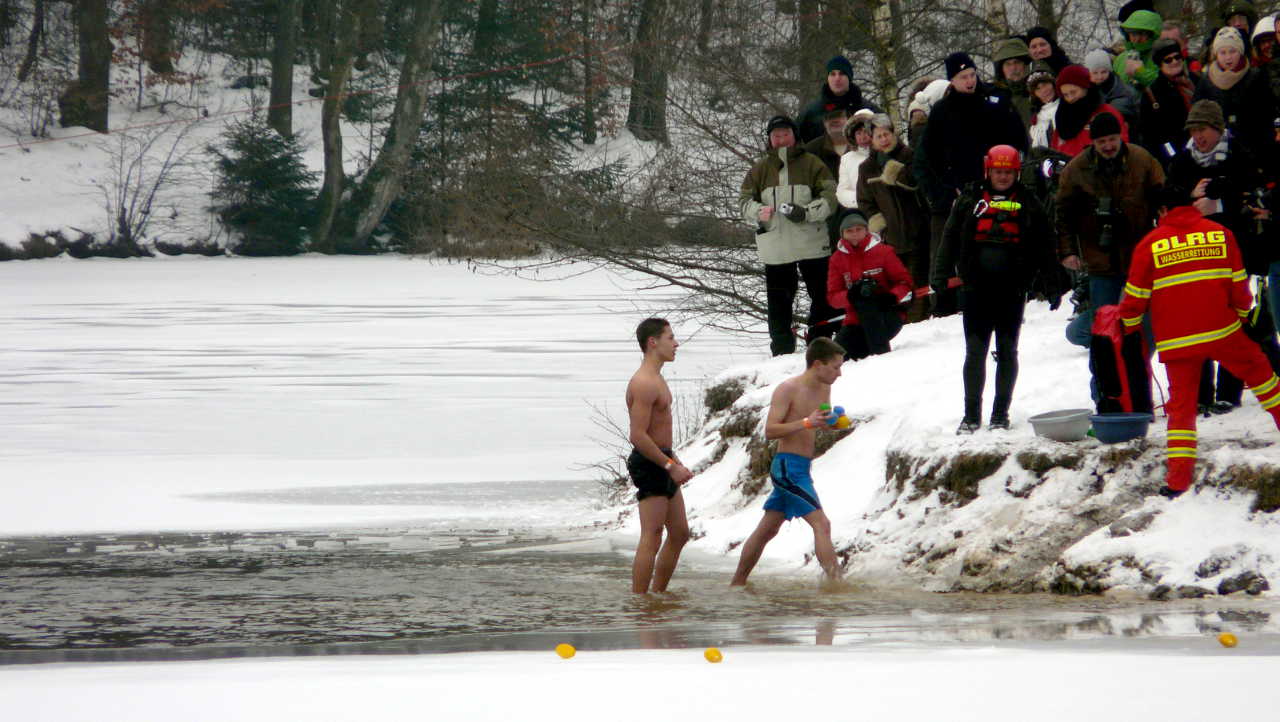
[1118,203,1280,497]
[826,210,914,360]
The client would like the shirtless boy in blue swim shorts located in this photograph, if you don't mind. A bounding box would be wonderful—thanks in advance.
[730,337,844,586]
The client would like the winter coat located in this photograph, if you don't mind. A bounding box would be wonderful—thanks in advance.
[1113,10,1162,89]
[835,147,871,209]
[1166,135,1272,272]
[914,83,1029,213]
[932,180,1058,297]
[826,233,913,326]
[1139,71,1200,162]
[1025,26,1074,74]
[1055,143,1166,276]
[803,134,848,178]
[1193,65,1278,156]
[797,82,880,145]
[855,143,929,258]
[1098,73,1141,129]
[1118,207,1252,361]
[1051,102,1129,157]
[740,146,837,265]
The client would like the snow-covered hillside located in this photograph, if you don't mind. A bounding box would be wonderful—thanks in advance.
[634,301,1280,599]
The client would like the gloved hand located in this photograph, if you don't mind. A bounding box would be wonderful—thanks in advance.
[781,203,807,223]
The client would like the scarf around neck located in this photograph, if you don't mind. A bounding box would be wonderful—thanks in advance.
[1208,61,1247,90]
[1188,132,1230,167]
[1056,87,1103,141]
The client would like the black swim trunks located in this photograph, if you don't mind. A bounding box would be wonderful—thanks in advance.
[627,447,678,502]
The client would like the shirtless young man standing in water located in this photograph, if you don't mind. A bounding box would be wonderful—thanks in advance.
[626,318,693,594]
[731,337,844,586]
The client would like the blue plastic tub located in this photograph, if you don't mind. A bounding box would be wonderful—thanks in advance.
[1089,412,1153,443]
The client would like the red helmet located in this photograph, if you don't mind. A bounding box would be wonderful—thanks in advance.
[983,144,1021,175]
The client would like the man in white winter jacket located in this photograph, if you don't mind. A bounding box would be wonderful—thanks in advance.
[740,115,841,355]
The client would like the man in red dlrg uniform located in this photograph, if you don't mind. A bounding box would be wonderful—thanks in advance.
[1118,202,1280,497]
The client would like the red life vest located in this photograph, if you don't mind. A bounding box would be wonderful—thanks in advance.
[972,190,1022,244]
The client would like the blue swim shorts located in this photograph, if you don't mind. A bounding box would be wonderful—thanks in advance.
[763,453,822,520]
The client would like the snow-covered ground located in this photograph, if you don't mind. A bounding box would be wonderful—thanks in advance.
[4,642,1271,722]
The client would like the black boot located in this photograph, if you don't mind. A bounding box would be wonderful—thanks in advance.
[957,399,981,435]
[989,396,1011,430]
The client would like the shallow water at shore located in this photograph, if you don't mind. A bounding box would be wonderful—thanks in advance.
[5,512,1280,666]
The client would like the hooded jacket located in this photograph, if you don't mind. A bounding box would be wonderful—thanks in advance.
[1025,27,1073,74]
[740,145,837,265]
[797,81,881,145]
[1055,142,1166,275]
[1114,10,1163,88]
[826,232,913,326]
[1118,206,1252,361]
[993,37,1034,127]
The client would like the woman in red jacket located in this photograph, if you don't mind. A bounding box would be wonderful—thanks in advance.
[1051,64,1129,157]
[826,210,914,360]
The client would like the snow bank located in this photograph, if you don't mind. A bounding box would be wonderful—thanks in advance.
[632,302,1280,598]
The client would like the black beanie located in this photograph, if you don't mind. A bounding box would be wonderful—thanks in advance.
[945,52,976,80]
[765,115,799,136]
[826,55,854,77]
[1089,111,1123,139]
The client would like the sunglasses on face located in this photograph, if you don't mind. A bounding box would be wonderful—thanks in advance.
[1161,56,1183,65]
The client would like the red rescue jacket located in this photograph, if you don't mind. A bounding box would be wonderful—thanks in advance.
[826,232,914,326]
[1118,206,1252,361]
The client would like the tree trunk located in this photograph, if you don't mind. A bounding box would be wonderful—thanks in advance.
[696,0,712,53]
[1,0,17,48]
[985,0,1009,42]
[1032,0,1058,34]
[796,0,821,91]
[268,0,299,138]
[871,0,898,128]
[626,0,670,144]
[17,0,45,82]
[59,0,111,133]
[581,0,597,144]
[311,0,366,253]
[346,0,445,246]
[140,0,176,74]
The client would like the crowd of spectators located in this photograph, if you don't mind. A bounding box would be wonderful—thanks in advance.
[737,2,1280,491]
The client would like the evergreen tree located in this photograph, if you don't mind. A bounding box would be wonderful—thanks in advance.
[209,115,318,256]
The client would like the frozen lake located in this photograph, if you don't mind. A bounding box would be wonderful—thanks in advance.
[0,255,759,534]
[3,256,1279,722]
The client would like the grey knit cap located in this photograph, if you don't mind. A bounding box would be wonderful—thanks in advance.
[839,210,869,233]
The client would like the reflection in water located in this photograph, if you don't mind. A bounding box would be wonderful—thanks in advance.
[1,530,1278,666]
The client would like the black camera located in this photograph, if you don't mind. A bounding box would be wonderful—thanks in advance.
[1097,197,1115,251]
[856,277,878,298]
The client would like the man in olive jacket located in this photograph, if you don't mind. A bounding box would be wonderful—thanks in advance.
[740,115,841,355]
